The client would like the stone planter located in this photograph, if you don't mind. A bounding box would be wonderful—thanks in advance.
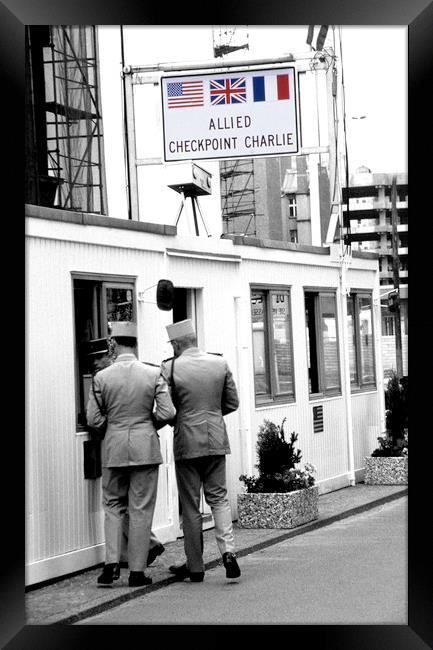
[237,485,319,529]
[364,456,408,485]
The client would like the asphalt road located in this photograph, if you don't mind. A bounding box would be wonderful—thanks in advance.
[79,497,407,625]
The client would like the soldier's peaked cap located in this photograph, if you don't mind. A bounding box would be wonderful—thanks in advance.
[110,321,137,338]
[166,319,195,341]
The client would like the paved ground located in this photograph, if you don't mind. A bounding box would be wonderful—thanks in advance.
[79,498,407,625]
[25,484,408,625]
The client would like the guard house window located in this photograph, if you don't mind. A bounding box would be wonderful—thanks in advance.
[73,276,135,428]
[346,293,376,389]
[251,288,295,404]
[304,291,341,396]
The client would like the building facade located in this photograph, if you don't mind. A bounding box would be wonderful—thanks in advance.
[221,154,331,246]
[342,167,408,378]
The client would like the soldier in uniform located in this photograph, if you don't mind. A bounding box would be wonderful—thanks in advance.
[87,322,175,587]
[161,318,241,582]
[86,338,166,569]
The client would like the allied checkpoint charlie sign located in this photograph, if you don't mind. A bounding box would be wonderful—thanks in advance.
[161,67,299,162]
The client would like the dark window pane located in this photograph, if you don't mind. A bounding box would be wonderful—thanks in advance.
[106,287,134,323]
[305,292,319,394]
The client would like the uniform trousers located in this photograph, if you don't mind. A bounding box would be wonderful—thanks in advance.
[102,464,159,572]
[175,455,235,573]
[120,522,161,563]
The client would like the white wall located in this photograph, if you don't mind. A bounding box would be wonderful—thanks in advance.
[26,212,382,583]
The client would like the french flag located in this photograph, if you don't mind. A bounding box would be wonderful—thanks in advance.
[252,74,290,102]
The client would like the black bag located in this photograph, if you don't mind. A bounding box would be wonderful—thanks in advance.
[83,438,102,479]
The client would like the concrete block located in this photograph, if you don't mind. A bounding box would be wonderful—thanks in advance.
[364,456,408,485]
[237,486,319,528]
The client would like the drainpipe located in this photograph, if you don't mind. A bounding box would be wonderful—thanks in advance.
[120,26,132,221]
[339,252,356,486]
[373,268,386,435]
[234,295,254,476]
[309,153,322,246]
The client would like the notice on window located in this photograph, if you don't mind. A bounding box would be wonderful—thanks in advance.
[161,67,299,162]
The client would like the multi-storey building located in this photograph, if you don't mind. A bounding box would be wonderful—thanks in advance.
[342,166,408,378]
[221,154,331,246]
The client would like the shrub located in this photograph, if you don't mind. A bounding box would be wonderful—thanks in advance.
[371,429,408,458]
[371,372,408,457]
[385,372,408,444]
[239,418,316,493]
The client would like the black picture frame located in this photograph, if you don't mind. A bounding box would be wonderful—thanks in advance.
[6,1,432,648]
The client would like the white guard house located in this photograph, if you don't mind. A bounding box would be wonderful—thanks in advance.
[25,38,385,586]
[26,200,384,586]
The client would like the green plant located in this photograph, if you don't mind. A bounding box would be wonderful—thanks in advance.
[239,418,316,493]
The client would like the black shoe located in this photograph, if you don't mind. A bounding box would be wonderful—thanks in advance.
[128,571,152,587]
[119,560,128,569]
[222,552,241,579]
[97,563,120,585]
[147,543,165,566]
[169,564,204,582]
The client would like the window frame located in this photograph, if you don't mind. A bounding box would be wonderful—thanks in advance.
[347,290,377,392]
[304,288,342,400]
[71,272,137,430]
[250,284,296,406]
[287,193,297,217]
[289,229,298,243]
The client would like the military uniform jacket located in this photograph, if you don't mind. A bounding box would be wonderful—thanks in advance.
[161,347,239,461]
[87,353,176,468]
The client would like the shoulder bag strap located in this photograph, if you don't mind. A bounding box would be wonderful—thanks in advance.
[170,357,177,408]
[91,375,106,416]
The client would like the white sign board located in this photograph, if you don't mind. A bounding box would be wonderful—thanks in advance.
[161,67,299,162]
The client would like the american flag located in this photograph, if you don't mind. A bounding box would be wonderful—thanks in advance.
[167,80,204,108]
[210,77,247,105]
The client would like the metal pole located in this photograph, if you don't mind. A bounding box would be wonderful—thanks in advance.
[129,54,295,74]
[234,296,254,476]
[190,196,200,236]
[391,176,403,378]
[174,195,185,227]
[120,26,132,220]
[339,247,356,486]
[194,197,211,237]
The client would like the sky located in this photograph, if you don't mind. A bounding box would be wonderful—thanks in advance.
[97,26,407,222]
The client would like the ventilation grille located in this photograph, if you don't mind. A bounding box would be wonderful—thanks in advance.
[313,405,324,433]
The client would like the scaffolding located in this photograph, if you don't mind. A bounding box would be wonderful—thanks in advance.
[220,159,257,235]
[211,26,256,235]
[42,26,106,213]
[212,25,249,58]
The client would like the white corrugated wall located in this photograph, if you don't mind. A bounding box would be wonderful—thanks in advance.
[26,231,173,583]
[236,253,381,495]
[26,217,383,583]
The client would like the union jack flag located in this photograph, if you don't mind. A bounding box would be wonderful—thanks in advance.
[210,77,247,105]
